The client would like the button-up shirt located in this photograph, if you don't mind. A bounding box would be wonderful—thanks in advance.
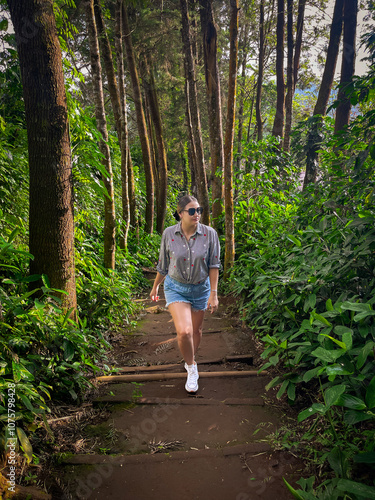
[156,222,220,284]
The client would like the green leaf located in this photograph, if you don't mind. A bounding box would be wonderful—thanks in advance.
[311,347,344,363]
[337,479,375,499]
[63,339,75,362]
[326,299,334,311]
[354,310,375,322]
[344,410,374,425]
[326,364,354,376]
[353,451,375,464]
[356,341,375,369]
[282,478,307,500]
[312,312,331,326]
[337,394,367,410]
[277,380,289,399]
[365,376,375,409]
[341,301,371,312]
[319,334,346,350]
[308,294,317,309]
[287,235,302,247]
[334,325,353,336]
[325,384,346,408]
[303,367,321,383]
[265,376,282,391]
[298,403,325,422]
[16,427,33,464]
[327,446,347,477]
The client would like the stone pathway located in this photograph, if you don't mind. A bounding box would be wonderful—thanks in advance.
[59,291,302,499]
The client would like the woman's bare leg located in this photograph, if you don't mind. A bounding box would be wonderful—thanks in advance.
[168,302,194,365]
[191,309,205,356]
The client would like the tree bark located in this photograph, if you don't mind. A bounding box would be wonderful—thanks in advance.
[303,0,344,189]
[334,0,358,133]
[122,2,154,234]
[95,0,130,251]
[223,0,239,279]
[7,0,77,313]
[115,0,131,249]
[142,57,168,234]
[271,0,285,140]
[199,0,224,229]
[236,22,249,175]
[293,0,306,93]
[314,0,345,117]
[283,0,294,152]
[85,0,116,269]
[180,0,210,225]
[255,0,265,141]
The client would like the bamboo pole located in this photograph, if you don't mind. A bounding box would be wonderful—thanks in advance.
[96,370,267,383]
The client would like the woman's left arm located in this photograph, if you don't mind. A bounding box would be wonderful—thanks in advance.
[207,267,219,313]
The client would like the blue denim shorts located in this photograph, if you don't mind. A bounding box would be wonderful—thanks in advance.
[164,275,210,311]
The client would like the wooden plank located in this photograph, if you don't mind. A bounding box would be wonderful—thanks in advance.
[96,370,267,383]
[94,396,265,406]
[116,354,253,373]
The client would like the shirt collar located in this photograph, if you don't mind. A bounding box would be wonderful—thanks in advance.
[175,222,203,235]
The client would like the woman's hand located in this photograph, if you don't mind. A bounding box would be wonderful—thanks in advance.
[150,285,159,302]
[207,292,219,314]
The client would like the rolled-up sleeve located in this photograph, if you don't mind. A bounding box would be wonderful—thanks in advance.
[156,230,169,275]
[208,229,220,269]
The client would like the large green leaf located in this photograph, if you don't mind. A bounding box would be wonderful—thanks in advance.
[365,376,375,409]
[325,384,346,408]
[337,479,375,499]
[16,427,33,464]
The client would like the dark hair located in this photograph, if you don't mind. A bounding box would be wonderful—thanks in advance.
[173,195,198,221]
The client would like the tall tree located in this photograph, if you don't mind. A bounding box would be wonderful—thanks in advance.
[223,0,239,279]
[94,0,130,250]
[255,0,265,141]
[283,0,306,152]
[271,0,285,140]
[334,0,358,133]
[142,57,168,234]
[85,0,116,269]
[122,2,154,234]
[180,0,210,225]
[303,0,344,189]
[114,0,132,249]
[283,0,294,152]
[7,0,77,312]
[199,0,224,229]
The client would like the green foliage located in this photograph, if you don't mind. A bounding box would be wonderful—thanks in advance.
[232,83,375,495]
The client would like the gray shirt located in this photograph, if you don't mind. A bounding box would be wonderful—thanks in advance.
[156,222,220,284]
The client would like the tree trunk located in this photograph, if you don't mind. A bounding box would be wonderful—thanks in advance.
[7,0,76,313]
[115,0,131,250]
[95,0,130,251]
[236,22,249,176]
[303,0,344,189]
[255,0,265,141]
[85,0,116,269]
[180,0,210,225]
[142,58,168,234]
[283,0,294,152]
[223,0,239,279]
[293,0,306,92]
[199,0,224,229]
[314,0,344,117]
[127,149,137,231]
[122,1,154,234]
[271,0,285,140]
[334,0,358,133]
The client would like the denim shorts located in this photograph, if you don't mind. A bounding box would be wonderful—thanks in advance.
[164,275,211,311]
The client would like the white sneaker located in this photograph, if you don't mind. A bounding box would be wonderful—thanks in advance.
[185,362,199,393]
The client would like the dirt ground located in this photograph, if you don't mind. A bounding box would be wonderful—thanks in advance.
[52,283,305,500]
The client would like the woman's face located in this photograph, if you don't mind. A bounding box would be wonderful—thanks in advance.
[180,200,201,225]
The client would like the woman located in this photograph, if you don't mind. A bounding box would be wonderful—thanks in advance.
[150,195,220,393]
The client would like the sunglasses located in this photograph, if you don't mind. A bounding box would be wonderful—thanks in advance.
[182,207,204,216]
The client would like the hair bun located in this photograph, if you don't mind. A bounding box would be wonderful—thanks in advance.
[173,210,180,221]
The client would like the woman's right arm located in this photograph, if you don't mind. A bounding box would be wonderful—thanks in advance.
[150,272,166,302]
